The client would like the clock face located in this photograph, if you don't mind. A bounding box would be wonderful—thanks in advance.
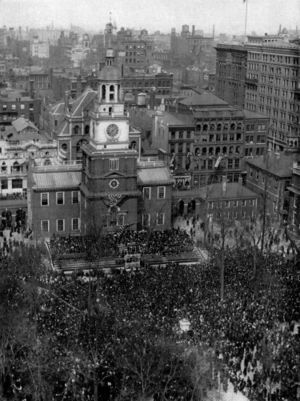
[109,179,120,189]
[106,123,119,139]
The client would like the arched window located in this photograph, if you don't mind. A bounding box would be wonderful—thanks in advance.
[229,146,234,154]
[216,147,220,155]
[61,143,68,151]
[217,123,222,131]
[13,161,20,172]
[101,85,106,100]
[73,125,80,135]
[209,147,214,155]
[130,141,137,149]
[210,124,216,131]
[230,123,236,130]
[84,125,89,135]
[203,124,208,131]
[222,146,227,154]
[236,146,240,154]
[195,147,200,156]
[202,147,207,156]
[223,124,228,130]
[1,162,6,172]
[109,85,115,101]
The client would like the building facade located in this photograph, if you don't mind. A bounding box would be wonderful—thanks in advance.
[215,40,300,151]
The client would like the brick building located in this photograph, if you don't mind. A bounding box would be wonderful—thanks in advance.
[0,88,41,127]
[28,50,173,240]
[151,92,269,188]
[245,152,294,223]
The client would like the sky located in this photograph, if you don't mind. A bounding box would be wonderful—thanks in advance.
[0,0,299,35]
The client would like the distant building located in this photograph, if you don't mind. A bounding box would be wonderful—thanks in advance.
[30,36,49,59]
[215,39,300,151]
[0,88,41,126]
[245,152,295,223]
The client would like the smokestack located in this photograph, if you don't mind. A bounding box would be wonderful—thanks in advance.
[192,25,195,36]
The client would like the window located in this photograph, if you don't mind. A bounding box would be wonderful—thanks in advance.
[1,179,8,190]
[41,193,49,206]
[56,192,64,205]
[157,186,166,199]
[41,220,49,232]
[157,212,165,225]
[12,179,23,189]
[117,214,125,226]
[56,219,65,232]
[72,218,80,231]
[143,187,151,200]
[109,158,119,170]
[72,191,80,204]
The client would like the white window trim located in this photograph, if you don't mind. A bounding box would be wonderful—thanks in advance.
[56,219,65,232]
[41,220,49,232]
[156,212,165,226]
[56,191,65,205]
[72,191,80,204]
[142,213,151,227]
[40,192,49,206]
[109,158,119,171]
[143,187,151,200]
[157,186,166,199]
[72,217,80,231]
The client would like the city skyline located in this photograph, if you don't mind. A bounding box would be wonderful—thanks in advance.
[0,0,299,36]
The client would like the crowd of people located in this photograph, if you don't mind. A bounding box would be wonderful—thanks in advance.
[49,228,195,260]
[18,247,297,401]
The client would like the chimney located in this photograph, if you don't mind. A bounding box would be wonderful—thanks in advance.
[192,25,195,36]
[29,80,34,99]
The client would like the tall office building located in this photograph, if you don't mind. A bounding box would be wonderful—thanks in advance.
[215,39,300,151]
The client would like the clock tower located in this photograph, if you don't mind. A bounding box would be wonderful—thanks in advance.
[80,49,140,233]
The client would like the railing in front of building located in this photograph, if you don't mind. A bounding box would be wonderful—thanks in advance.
[137,158,165,168]
[0,192,27,201]
[33,159,82,172]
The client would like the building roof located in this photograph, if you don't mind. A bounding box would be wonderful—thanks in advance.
[193,108,244,119]
[179,92,228,107]
[12,117,38,133]
[198,182,258,200]
[160,111,194,126]
[243,110,270,120]
[137,166,174,185]
[69,87,96,118]
[32,171,81,190]
[246,153,294,178]
[51,101,65,115]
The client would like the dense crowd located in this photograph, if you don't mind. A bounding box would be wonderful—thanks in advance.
[2,234,300,400]
[10,249,295,401]
[49,228,194,259]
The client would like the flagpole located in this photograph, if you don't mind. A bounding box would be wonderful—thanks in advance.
[244,0,249,38]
